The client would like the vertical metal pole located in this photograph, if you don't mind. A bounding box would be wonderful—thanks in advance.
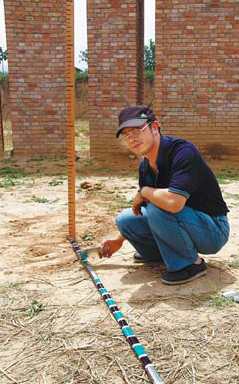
[66,0,76,239]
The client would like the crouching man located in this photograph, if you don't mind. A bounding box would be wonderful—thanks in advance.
[100,105,229,285]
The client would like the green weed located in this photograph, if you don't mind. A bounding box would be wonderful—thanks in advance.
[112,193,132,208]
[28,300,43,318]
[42,332,53,342]
[52,172,67,177]
[31,195,51,204]
[204,295,236,309]
[0,178,15,188]
[0,166,26,179]
[75,70,88,81]
[0,72,8,81]
[48,180,63,186]
[2,158,16,164]
[26,157,46,162]
[36,167,46,174]
[227,254,239,269]
[216,167,239,184]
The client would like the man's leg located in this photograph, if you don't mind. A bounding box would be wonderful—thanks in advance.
[146,203,229,272]
[116,207,163,262]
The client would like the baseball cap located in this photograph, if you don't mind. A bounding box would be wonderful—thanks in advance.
[116,105,156,138]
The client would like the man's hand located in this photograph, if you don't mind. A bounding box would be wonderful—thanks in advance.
[99,235,124,258]
[132,190,145,216]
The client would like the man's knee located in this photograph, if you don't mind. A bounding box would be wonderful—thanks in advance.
[116,208,134,232]
[147,203,175,223]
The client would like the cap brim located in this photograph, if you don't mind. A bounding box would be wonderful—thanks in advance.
[116,118,148,138]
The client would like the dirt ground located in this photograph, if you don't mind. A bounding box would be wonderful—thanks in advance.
[0,152,238,384]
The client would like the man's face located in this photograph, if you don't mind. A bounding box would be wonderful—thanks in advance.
[120,122,158,156]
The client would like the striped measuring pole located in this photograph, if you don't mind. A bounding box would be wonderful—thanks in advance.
[66,0,76,239]
[69,238,165,384]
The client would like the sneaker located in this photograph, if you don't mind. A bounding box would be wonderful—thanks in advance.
[161,259,207,285]
[133,252,164,264]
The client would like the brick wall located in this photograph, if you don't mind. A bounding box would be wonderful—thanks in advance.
[87,0,144,159]
[155,0,239,160]
[4,0,69,157]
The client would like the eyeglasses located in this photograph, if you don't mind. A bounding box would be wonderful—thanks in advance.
[120,122,150,142]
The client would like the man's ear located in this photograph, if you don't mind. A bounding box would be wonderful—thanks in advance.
[152,121,160,133]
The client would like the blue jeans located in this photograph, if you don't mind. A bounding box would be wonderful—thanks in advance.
[116,204,229,272]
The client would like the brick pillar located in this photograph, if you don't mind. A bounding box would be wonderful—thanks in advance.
[87,0,144,159]
[4,0,69,157]
[155,0,239,160]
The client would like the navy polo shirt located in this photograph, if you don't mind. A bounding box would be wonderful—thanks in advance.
[139,135,229,217]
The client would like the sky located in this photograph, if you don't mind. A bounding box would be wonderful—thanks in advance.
[0,0,155,72]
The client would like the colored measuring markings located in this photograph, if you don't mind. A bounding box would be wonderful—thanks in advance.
[69,238,165,384]
[66,0,76,239]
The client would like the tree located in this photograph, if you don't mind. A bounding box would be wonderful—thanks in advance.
[79,49,88,69]
[144,39,155,71]
[0,48,8,74]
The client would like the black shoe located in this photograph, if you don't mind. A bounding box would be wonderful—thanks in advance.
[161,259,207,285]
[133,252,164,264]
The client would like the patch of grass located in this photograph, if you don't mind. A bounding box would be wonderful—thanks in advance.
[48,179,63,186]
[0,166,27,179]
[227,254,239,269]
[0,178,15,188]
[42,332,53,342]
[101,192,132,211]
[216,174,230,184]
[216,167,239,184]
[1,158,16,164]
[75,70,88,81]
[203,295,236,309]
[75,120,89,151]
[26,157,47,162]
[145,69,155,83]
[36,167,46,174]
[0,72,8,81]
[114,193,132,206]
[52,172,67,177]
[31,195,51,204]
[28,300,43,318]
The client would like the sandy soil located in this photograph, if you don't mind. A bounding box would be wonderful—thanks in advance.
[0,155,238,384]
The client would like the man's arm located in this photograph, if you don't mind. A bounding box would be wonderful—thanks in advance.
[140,186,186,213]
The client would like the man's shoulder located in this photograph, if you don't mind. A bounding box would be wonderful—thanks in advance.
[163,135,194,149]
[162,135,199,158]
